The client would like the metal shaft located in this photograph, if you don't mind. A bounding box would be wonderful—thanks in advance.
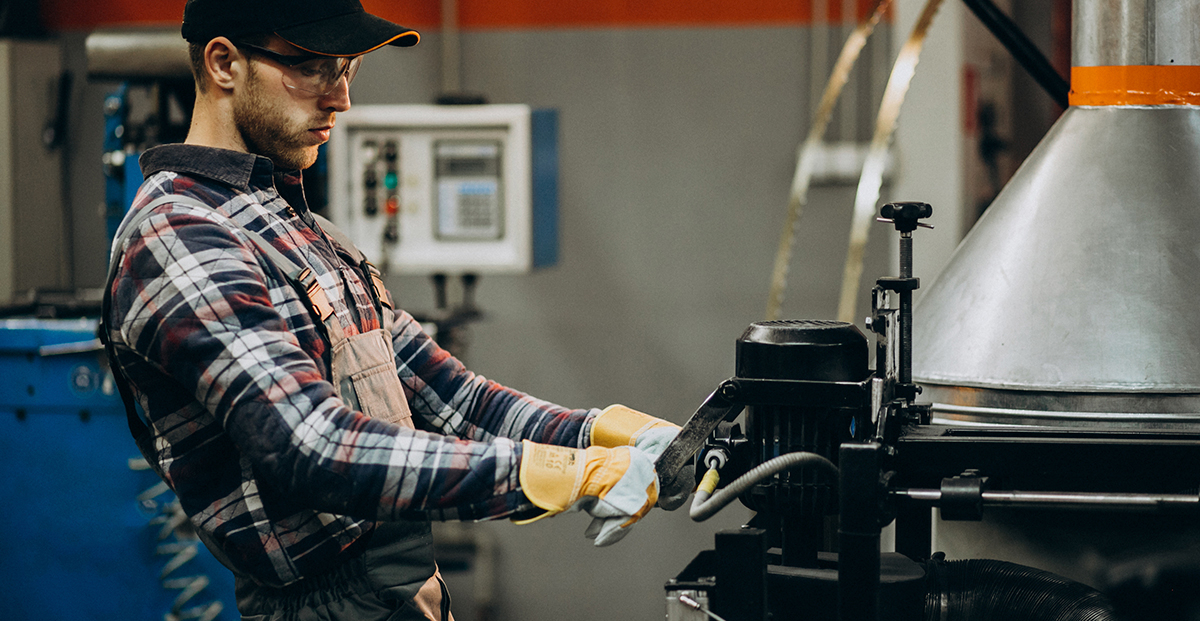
[893,488,1200,512]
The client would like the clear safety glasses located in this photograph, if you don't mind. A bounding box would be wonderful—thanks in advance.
[234,41,362,97]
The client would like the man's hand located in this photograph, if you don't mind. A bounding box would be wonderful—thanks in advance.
[517,440,659,546]
[591,405,692,510]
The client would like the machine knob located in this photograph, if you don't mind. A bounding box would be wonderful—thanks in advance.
[879,201,933,233]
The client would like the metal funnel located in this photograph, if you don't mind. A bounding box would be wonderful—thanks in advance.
[912,0,1200,428]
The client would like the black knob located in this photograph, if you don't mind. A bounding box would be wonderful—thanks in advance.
[880,202,933,233]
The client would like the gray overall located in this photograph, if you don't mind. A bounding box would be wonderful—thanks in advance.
[103,196,452,621]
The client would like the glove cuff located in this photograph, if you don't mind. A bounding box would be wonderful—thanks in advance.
[518,441,656,517]
[591,404,678,448]
[518,440,584,514]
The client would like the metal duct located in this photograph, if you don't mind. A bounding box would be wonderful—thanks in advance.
[912,0,1200,428]
[85,29,190,81]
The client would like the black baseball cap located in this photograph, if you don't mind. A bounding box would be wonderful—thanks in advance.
[182,0,420,57]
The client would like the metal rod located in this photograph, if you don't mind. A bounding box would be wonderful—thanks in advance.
[893,488,1200,512]
[678,595,730,621]
[960,0,1070,109]
[898,233,913,386]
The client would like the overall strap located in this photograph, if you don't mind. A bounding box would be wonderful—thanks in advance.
[313,213,392,311]
[235,223,336,321]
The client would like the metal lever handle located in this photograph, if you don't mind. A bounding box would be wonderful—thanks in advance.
[654,381,743,493]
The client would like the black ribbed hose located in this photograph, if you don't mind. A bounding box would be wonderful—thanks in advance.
[924,554,1121,621]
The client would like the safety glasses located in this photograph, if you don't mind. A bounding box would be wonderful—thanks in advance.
[234,41,362,97]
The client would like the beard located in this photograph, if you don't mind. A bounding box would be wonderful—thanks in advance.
[233,62,329,171]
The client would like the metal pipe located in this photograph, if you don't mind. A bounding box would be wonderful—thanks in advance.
[893,488,1200,512]
[85,29,191,80]
[1074,0,1200,67]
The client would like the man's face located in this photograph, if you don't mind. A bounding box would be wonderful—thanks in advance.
[232,39,346,170]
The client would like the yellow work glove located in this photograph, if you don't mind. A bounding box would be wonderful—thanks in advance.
[518,440,659,546]
[591,404,680,455]
[591,405,692,510]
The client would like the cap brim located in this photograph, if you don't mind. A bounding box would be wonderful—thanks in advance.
[277,11,419,57]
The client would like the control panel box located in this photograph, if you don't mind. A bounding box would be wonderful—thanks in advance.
[327,104,557,275]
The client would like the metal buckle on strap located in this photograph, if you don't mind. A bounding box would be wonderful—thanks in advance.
[297,267,335,321]
[366,262,392,310]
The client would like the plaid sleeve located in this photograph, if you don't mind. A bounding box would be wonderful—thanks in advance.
[111,203,534,521]
[387,307,599,449]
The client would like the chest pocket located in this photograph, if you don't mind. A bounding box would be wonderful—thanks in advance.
[328,326,413,427]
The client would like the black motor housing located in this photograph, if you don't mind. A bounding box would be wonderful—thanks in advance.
[735,320,871,567]
[736,320,870,383]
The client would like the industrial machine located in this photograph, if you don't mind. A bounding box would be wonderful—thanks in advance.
[0,316,235,620]
[657,201,1200,621]
[657,1,1200,619]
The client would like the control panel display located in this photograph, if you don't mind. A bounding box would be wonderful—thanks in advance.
[435,141,503,240]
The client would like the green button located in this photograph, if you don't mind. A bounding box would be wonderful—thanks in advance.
[384,171,398,190]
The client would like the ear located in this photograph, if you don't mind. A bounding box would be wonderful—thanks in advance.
[204,37,243,91]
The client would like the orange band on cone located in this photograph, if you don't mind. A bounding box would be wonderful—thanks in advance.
[1070,65,1200,106]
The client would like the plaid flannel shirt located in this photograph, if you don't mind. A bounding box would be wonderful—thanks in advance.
[106,144,596,587]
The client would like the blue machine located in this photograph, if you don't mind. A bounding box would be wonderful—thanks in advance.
[0,318,235,620]
[0,83,236,619]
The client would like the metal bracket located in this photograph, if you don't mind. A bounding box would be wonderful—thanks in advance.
[939,470,989,521]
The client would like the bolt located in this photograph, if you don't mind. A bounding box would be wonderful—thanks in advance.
[719,381,738,400]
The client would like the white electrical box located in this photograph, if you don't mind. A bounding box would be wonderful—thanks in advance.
[327,104,557,275]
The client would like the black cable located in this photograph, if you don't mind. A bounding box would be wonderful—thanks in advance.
[960,0,1071,109]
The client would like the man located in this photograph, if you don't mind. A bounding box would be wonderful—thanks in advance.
[100,1,687,619]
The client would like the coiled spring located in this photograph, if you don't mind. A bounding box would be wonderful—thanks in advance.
[131,457,224,621]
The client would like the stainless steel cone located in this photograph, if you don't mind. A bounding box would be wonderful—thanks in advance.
[913,105,1200,427]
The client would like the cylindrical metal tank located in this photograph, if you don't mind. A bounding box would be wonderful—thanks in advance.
[912,0,1200,592]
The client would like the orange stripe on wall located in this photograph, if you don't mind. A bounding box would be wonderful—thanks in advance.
[43,0,890,31]
[448,1,812,28]
[41,0,185,30]
[1070,65,1200,106]
[818,0,896,24]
